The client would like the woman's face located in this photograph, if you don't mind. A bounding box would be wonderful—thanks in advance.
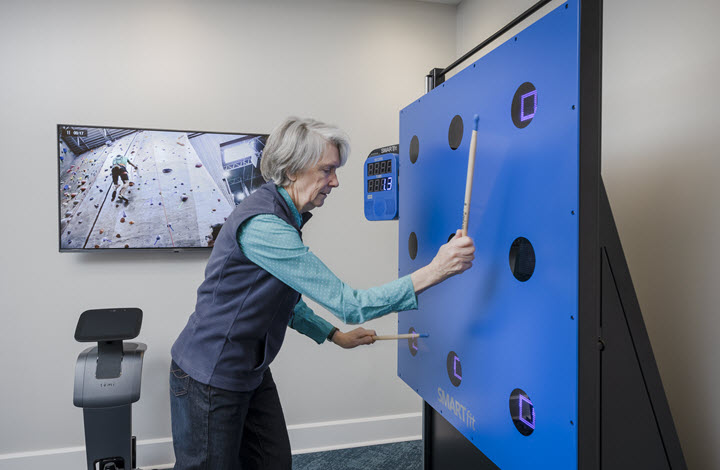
[287,143,340,213]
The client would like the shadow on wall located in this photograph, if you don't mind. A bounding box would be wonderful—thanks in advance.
[603,132,718,467]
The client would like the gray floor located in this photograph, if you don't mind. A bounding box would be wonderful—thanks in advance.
[292,440,423,470]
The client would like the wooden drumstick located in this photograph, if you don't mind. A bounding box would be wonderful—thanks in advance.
[461,114,479,237]
[372,333,429,341]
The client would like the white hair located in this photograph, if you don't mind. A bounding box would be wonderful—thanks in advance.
[260,116,350,187]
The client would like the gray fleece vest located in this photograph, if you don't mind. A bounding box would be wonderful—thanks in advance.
[171,182,311,391]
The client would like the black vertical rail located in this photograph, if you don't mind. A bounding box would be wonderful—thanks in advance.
[577,0,603,468]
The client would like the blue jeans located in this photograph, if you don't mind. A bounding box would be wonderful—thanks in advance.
[169,360,291,470]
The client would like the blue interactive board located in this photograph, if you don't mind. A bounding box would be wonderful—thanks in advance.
[398,1,580,468]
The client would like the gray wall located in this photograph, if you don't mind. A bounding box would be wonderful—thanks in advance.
[0,0,456,466]
[458,0,718,467]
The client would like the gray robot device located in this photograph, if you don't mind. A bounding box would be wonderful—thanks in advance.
[73,308,146,470]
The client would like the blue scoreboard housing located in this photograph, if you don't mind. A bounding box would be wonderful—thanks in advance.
[364,146,399,221]
[395,0,686,468]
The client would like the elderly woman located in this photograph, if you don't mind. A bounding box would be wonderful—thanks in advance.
[169,117,475,470]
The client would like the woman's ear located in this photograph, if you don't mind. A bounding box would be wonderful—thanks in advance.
[287,173,297,183]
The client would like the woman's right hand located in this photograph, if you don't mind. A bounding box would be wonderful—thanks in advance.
[410,230,475,294]
[430,229,475,282]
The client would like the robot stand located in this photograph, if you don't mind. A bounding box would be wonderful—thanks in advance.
[73,308,146,470]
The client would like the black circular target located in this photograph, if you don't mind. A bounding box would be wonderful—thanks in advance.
[446,351,462,387]
[510,388,536,436]
[409,135,419,164]
[448,115,464,150]
[511,82,538,128]
[509,237,535,282]
[408,232,418,260]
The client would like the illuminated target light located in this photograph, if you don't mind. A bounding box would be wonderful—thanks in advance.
[520,90,538,121]
[447,352,462,387]
[408,327,419,356]
[518,395,536,430]
[510,388,536,436]
[453,356,462,380]
[511,82,537,129]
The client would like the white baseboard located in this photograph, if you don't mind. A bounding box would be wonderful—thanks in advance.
[0,438,174,470]
[288,411,422,454]
[0,412,422,470]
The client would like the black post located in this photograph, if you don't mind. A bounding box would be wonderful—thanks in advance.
[577,0,603,468]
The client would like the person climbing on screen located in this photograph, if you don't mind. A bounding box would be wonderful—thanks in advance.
[110,152,138,202]
[169,116,476,470]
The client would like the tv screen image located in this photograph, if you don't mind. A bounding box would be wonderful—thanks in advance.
[58,125,267,251]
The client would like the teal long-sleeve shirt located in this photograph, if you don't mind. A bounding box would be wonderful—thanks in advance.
[237,186,418,344]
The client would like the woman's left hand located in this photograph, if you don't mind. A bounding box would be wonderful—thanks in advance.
[332,327,376,349]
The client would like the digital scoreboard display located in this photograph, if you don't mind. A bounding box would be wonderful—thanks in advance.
[366,176,393,193]
[366,158,394,193]
[367,159,392,176]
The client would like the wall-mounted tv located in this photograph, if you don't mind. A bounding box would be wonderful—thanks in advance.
[58,125,267,251]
